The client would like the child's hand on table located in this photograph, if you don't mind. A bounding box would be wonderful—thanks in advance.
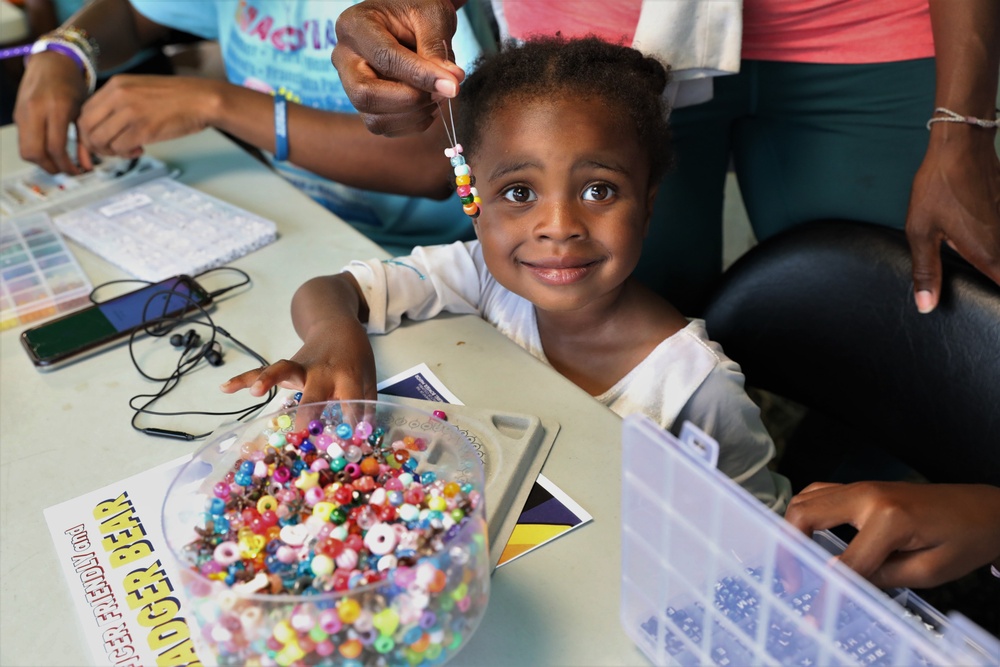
[221,272,378,408]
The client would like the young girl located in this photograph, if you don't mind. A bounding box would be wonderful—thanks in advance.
[223,36,791,511]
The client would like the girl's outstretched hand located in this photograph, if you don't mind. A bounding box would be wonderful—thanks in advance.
[220,317,377,406]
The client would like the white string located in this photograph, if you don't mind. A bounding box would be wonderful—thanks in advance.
[446,97,460,148]
[436,100,456,147]
[438,39,461,149]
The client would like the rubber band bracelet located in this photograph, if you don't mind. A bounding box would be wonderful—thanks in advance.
[926,107,1000,130]
[273,95,289,162]
[30,38,96,95]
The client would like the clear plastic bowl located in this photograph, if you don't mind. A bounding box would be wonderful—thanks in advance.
[162,400,490,666]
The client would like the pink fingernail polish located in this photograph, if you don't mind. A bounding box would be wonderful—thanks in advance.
[915,290,935,314]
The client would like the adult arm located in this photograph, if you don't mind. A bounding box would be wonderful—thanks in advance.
[75,76,460,198]
[785,481,1000,589]
[222,273,378,406]
[16,0,458,197]
[332,0,468,136]
[13,0,169,174]
[906,0,1000,313]
[22,0,59,37]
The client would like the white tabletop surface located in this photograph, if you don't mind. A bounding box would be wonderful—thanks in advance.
[0,125,647,666]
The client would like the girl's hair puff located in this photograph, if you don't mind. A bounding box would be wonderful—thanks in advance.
[455,35,673,183]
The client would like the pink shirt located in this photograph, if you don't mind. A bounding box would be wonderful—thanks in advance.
[493,0,934,65]
[742,0,934,63]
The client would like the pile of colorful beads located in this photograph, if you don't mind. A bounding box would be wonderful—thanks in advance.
[166,401,490,667]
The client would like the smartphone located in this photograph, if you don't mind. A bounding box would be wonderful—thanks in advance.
[20,275,212,371]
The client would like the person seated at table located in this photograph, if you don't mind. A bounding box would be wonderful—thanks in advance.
[222,36,792,512]
[786,481,1000,590]
[12,0,483,254]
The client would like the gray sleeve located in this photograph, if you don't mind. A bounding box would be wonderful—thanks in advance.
[673,359,792,514]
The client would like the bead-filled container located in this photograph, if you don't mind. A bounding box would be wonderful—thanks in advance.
[620,414,999,666]
[162,400,490,666]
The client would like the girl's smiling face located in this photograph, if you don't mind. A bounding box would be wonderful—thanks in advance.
[470,93,657,315]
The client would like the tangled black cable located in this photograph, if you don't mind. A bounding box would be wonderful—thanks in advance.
[89,268,276,440]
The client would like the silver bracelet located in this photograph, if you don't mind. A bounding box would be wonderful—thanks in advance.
[926,107,1000,130]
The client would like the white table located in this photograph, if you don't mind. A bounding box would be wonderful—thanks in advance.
[0,125,647,666]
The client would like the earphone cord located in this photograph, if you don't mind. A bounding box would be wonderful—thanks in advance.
[123,281,277,440]
[88,266,252,305]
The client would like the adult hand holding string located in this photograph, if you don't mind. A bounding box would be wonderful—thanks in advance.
[785,481,1000,589]
[332,0,467,136]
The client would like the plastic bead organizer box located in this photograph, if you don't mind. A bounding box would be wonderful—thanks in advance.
[620,414,1000,667]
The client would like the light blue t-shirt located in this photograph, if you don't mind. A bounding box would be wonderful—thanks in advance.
[129,0,483,253]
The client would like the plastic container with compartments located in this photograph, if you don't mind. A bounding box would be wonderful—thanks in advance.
[620,414,999,666]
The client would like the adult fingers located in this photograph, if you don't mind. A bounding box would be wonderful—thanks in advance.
[949,226,1000,291]
[79,91,138,157]
[15,58,84,174]
[365,100,441,137]
[75,135,94,172]
[21,112,78,175]
[906,217,943,314]
[333,46,444,129]
[335,1,460,99]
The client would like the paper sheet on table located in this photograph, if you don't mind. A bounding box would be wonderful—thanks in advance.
[376,363,591,567]
[43,456,203,666]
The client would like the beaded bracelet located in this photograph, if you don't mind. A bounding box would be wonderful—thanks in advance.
[53,25,100,61]
[47,26,99,65]
[926,107,1000,130]
[273,95,289,162]
[30,38,96,95]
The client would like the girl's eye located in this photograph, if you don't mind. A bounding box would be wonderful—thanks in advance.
[582,184,615,202]
[502,185,536,203]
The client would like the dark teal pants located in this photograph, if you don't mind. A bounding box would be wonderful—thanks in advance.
[635,58,936,315]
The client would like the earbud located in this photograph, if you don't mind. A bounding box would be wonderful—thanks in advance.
[202,341,224,367]
[120,266,275,441]
[170,329,201,350]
